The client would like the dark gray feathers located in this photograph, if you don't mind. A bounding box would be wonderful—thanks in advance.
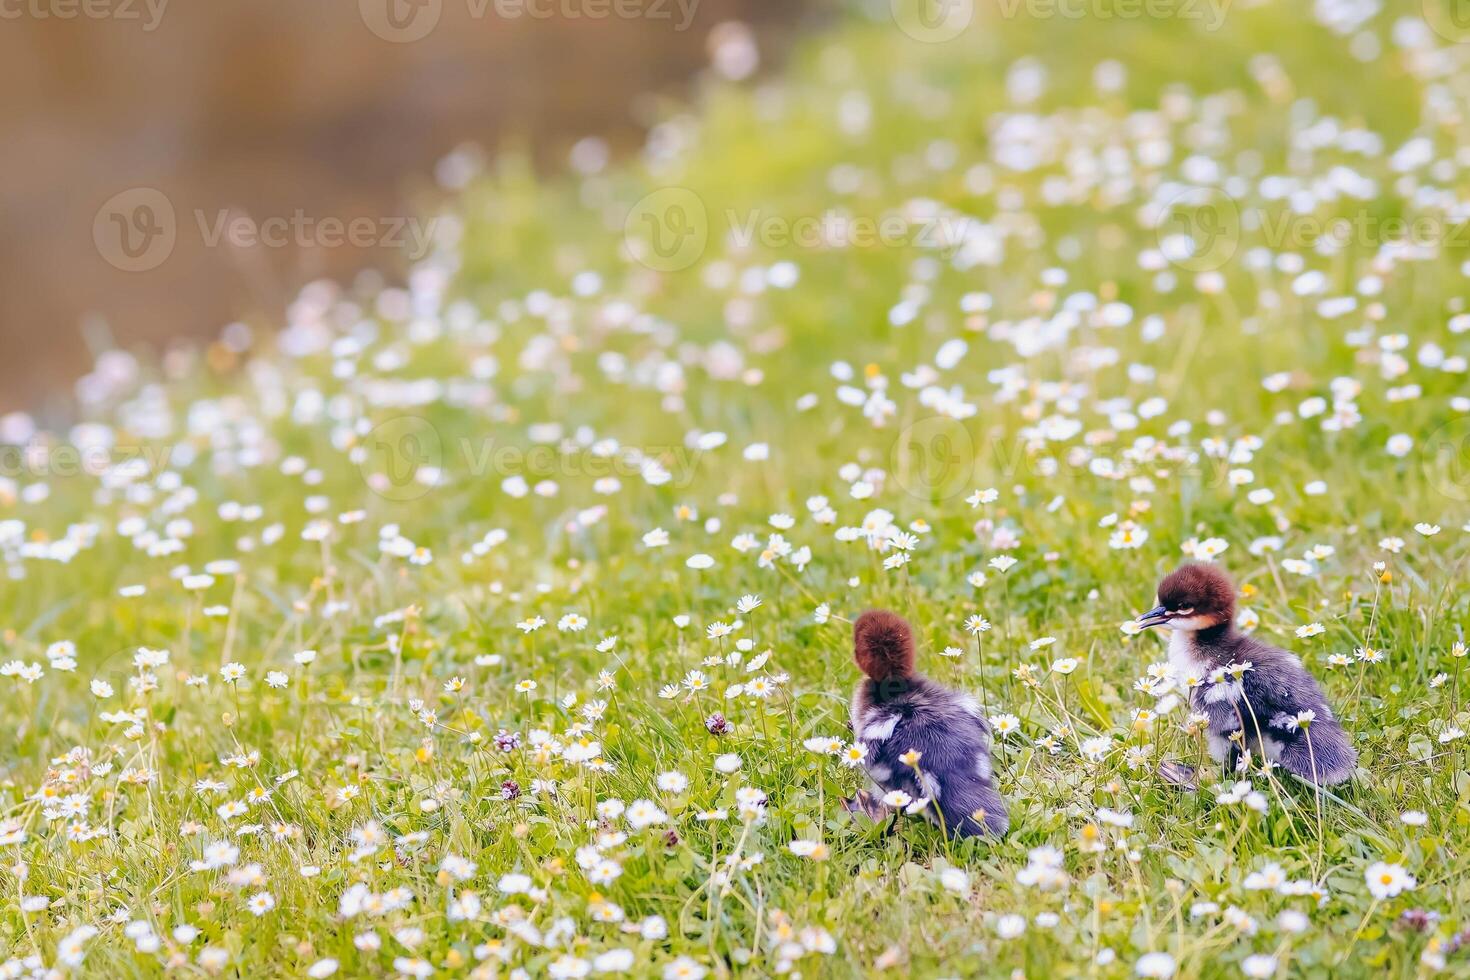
[850,674,1008,837]
[1191,629,1356,785]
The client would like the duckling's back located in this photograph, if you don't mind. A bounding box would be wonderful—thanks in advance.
[852,676,1008,837]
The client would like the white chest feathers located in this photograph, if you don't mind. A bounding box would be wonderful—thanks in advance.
[1167,629,1210,683]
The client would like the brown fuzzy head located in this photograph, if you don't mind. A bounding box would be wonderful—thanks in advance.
[853,609,916,680]
[1139,563,1236,630]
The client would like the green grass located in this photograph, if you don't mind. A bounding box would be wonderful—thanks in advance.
[4,0,1470,976]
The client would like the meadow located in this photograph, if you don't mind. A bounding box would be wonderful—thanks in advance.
[4,0,1470,976]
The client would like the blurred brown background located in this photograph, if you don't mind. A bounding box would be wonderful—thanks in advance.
[0,0,817,415]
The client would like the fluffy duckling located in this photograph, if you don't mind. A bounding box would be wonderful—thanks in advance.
[847,610,1008,838]
[1138,563,1356,786]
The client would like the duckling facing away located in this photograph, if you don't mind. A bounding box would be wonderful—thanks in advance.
[1138,563,1356,787]
[846,610,1008,838]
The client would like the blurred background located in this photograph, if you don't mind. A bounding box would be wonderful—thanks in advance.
[0,0,824,414]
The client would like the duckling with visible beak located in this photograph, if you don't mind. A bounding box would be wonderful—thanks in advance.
[1139,563,1356,788]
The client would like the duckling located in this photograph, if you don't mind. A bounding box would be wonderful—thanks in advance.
[846,609,1008,838]
[1138,563,1356,787]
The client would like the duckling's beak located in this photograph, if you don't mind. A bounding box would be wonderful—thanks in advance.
[1137,605,1171,630]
